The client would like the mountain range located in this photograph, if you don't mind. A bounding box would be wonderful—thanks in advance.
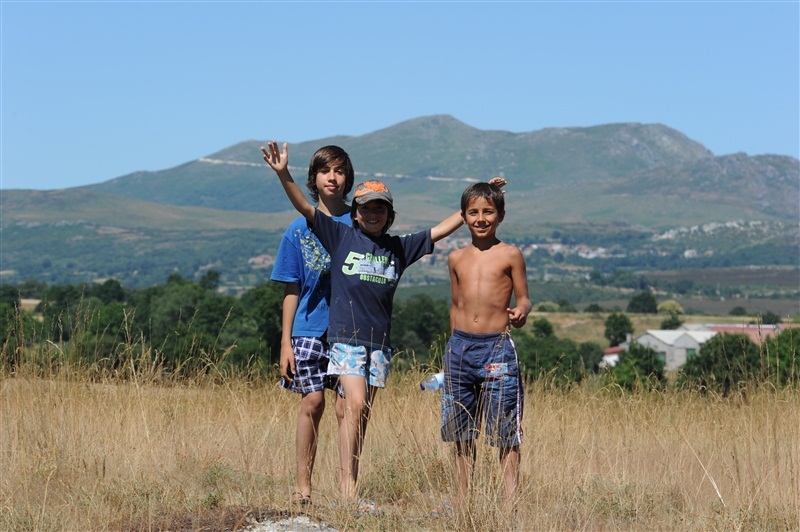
[1,115,797,289]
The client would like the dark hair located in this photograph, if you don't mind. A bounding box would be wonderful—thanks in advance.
[460,182,505,216]
[350,200,395,236]
[306,145,355,202]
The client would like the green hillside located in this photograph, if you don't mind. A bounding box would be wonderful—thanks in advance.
[1,115,797,296]
[81,115,797,226]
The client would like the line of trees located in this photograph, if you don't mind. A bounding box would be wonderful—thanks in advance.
[1,277,797,393]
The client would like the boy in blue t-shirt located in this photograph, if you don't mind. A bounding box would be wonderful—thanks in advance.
[262,140,479,501]
[269,145,354,505]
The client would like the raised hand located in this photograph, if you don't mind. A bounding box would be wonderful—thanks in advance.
[489,176,507,190]
[261,141,288,174]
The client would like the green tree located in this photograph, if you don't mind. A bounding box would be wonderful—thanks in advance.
[514,328,594,386]
[0,301,37,372]
[199,270,221,291]
[18,279,48,299]
[680,333,760,394]
[729,306,749,317]
[763,328,799,386]
[604,312,633,347]
[607,342,665,391]
[584,303,605,314]
[0,285,20,308]
[532,317,554,338]
[660,313,683,330]
[627,291,657,314]
[577,341,605,373]
[90,279,126,305]
[239,281,285,363]
[535,301,559,313]
[657,299,684,315]
[71,299,130,368]
[391,294,449,362]
[148,280,207,366]
[38,284,85,342]
[556,298,577,313]
[759,311,782,325]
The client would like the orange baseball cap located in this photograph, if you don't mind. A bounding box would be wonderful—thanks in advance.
[353,180,393,206]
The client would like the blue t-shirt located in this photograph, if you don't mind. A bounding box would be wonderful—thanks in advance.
[270,212,352,338]
[312,209,433,351]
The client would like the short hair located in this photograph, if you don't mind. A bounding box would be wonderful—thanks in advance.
[461,182,505,216]
[350,200,395,236]
[306,145,355,202]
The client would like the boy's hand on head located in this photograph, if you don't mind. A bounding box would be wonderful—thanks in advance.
[507,306,528,328]
[260,141,288,174]
[488,176,507,191]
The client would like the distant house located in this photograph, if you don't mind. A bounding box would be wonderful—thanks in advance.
[248,254,274,267]
[634,330,717,371]
[600,345,625,368]
[686,323,781,346]
[632,323,791,371]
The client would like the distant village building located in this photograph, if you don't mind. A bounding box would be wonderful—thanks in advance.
[600,345,625,368]
[627,323,786,371]
[680,323,781,345]
[635,330,717,371]
[248,254,274,267]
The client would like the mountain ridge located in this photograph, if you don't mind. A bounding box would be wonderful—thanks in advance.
[1,115,797,289]
[66,115,795,221]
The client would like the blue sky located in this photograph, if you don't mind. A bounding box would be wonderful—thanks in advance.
[2,1,798,190]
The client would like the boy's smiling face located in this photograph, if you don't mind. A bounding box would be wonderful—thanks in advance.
[355,200,390,237]
[463,196,503,239]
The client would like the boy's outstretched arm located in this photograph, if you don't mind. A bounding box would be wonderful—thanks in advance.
[507,248,532,328]
[431,210,464,243]
[261,141,315,222]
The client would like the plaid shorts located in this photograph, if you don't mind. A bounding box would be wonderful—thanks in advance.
[281,336,338,394]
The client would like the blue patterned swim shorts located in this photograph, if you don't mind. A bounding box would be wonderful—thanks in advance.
[441,329,524,448]
[327,342,392,388]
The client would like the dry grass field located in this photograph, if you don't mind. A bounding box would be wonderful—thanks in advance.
[1,365,798,531]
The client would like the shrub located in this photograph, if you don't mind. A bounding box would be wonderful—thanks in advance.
[606,342,665,391]
[627,291,657,314]
[604,312,633,347]
[680,333,760,394]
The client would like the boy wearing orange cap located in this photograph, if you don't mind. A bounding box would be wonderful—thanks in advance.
[262,140,504,502]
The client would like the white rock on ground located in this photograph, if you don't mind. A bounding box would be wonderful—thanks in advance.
[241,514,338,531]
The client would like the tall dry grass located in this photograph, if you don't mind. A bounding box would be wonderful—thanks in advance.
[1,306,798,530]
[2,368,798,530]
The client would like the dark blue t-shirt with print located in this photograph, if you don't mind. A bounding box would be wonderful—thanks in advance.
[312,209,433,351]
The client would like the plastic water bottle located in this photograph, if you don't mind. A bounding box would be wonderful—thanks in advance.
[420,372,445,391]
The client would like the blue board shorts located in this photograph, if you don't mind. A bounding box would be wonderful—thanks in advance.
[441,329,524,448]
[327,342,392,388]
[281,336,339,394]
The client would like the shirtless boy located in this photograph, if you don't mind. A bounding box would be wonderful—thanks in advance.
[442,181,532,513]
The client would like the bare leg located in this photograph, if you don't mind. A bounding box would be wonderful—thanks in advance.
[454,439,476,506]
[499,445,520,515]
[334,386,346,494]
[337,375,378,500]
[334,388,346,431]
[294,390,325,499]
